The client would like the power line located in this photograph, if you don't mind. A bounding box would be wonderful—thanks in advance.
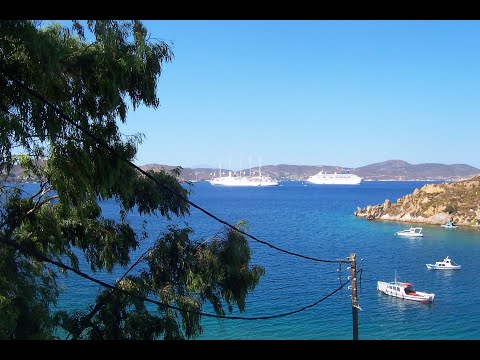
[0,65,356,335]
[0,66,347,265]
[0,237,350,321]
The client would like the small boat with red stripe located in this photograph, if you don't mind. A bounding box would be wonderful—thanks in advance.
[377,274,434,303]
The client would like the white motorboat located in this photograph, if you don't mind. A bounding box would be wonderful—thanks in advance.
[426,256,461,270]
[441,221,458,229]
[395,227,424,237]
[377,276,435,303]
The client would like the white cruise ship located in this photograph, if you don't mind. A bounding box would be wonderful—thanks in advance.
[306,170,362,185]
[208,171,279,187]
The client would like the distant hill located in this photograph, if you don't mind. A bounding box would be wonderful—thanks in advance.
[3,160,480,183]
[168,160,480,182]
[0,164,38,182]
[354,160,479,181]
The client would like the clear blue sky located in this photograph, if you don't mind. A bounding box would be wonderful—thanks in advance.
[82,21,480,170]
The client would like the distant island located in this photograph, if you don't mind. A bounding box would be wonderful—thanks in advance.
[354,175,480,227]
[3,160,480,183]
[140,160,479,183]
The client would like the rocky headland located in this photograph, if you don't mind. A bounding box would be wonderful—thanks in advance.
[354,175,480,227]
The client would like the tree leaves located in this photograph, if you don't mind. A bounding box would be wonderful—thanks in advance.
[0,20,264,340]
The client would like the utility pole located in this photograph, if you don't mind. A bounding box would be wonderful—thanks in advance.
[350,253,359,340]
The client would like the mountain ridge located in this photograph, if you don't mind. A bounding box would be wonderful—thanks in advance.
[140,160,480,182]
[3,160,479,183]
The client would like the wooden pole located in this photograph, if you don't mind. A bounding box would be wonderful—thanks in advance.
[350,253,359,340]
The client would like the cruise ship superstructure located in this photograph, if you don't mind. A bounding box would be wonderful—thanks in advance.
[208,171,279,187]
[306,170,362,185]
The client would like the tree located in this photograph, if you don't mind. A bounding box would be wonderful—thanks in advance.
[0,20,264,339]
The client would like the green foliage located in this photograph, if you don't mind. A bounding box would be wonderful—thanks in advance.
[0,190,59,339]
[444,204,456,214]
[0,20,264,339]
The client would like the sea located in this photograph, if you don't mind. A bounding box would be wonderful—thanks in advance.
[11,181,480,340]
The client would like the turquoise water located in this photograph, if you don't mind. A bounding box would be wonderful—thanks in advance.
[185,181,480,340]
[12,181,480,339]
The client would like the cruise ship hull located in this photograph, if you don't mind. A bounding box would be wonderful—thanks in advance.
[306,171,362,185]
[208,175,279,187]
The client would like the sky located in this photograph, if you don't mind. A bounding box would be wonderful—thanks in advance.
[87,21,480,170]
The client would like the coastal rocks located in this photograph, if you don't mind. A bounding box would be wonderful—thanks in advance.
[354,200,390,220]
[355,175,480,227]
[355,204,451,225]
[422,184,445,194]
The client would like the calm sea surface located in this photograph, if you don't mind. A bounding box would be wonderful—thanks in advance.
[16,181,480,339]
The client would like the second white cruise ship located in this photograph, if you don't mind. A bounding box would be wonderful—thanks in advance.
[306,170,362,185]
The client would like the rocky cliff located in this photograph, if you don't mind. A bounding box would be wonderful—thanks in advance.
[354,175,480,227]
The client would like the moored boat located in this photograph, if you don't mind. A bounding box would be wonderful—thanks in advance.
[395,227,424,237]
[441,221,458,229]
[377,276,434,303]
[426,256,461,270]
